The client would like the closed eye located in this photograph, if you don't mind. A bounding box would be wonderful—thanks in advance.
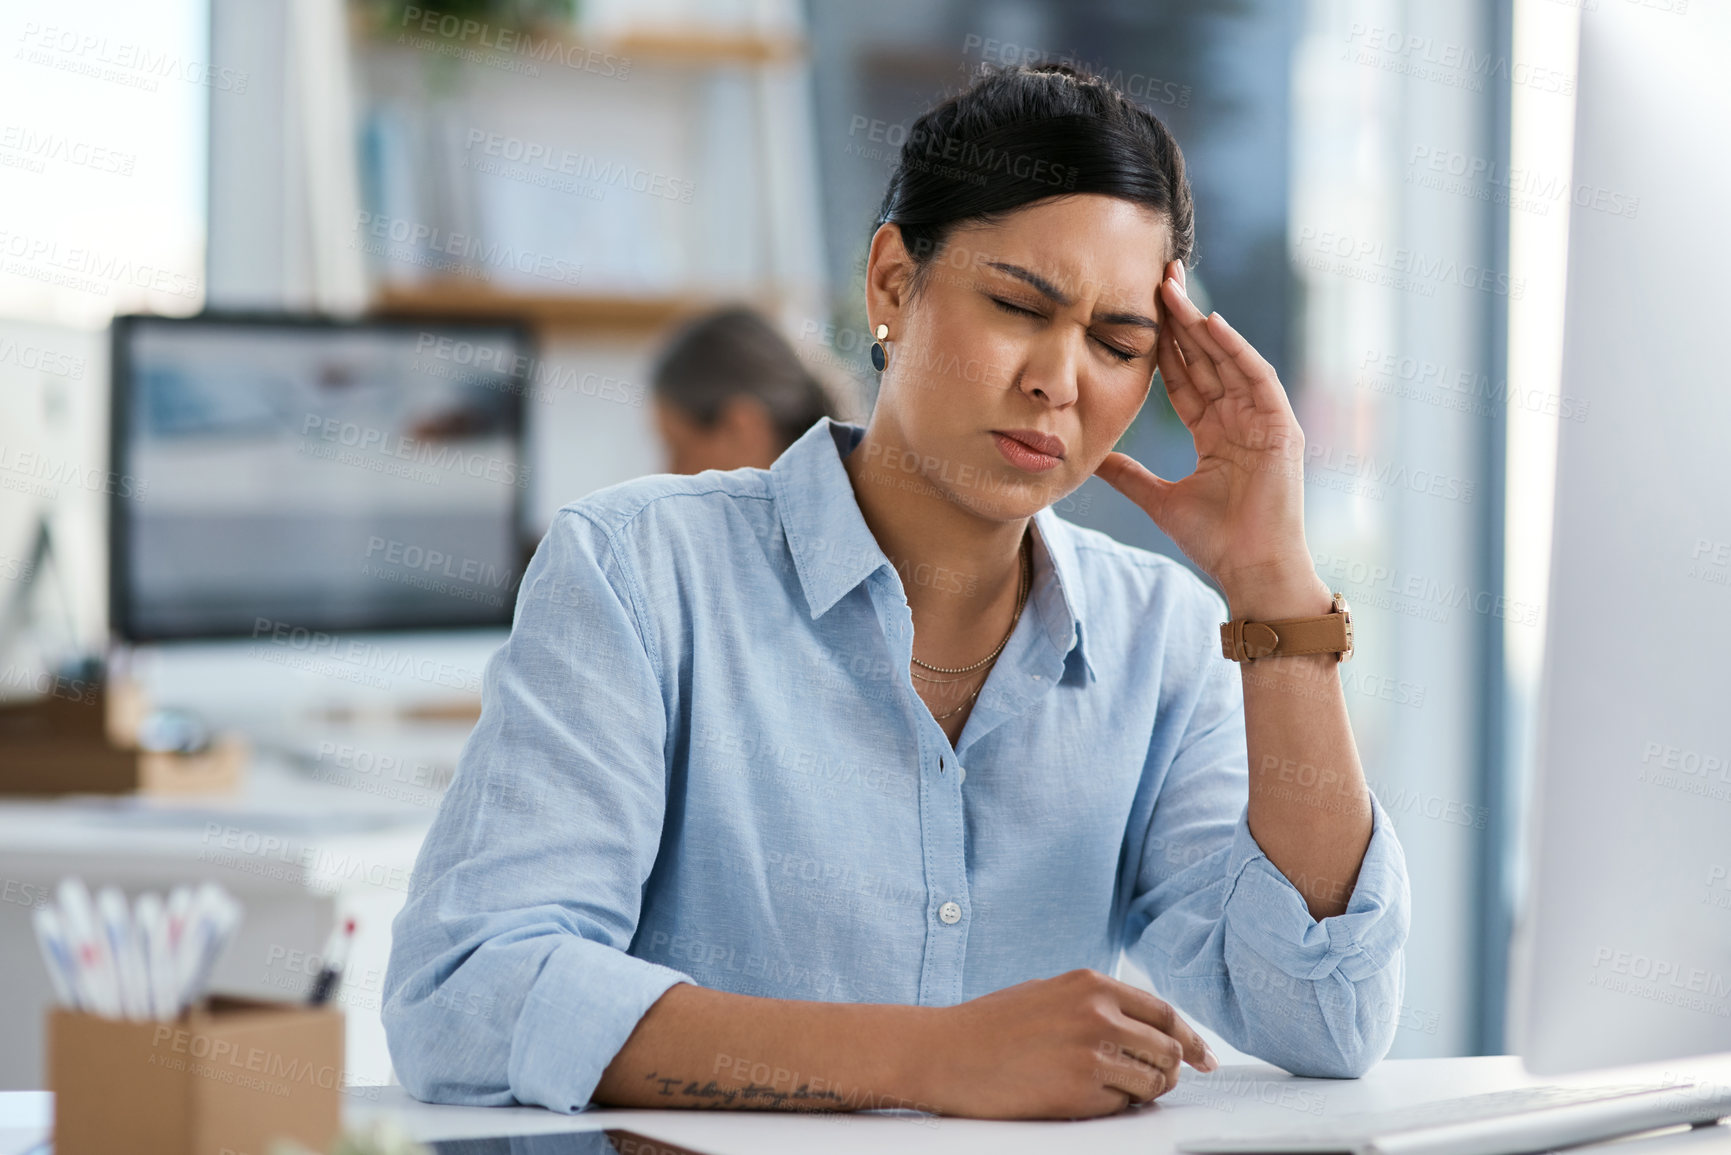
[993,295,1143,362]
[1092,334,1140,363]
[991,297,1043,320]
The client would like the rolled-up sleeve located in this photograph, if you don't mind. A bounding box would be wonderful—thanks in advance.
[382,508,694,1112]
[1123,640,1411,1079]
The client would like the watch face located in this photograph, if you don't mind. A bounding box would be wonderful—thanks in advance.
[1334,590,1354,662]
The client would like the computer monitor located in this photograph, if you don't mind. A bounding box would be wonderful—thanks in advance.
[109,314,535,642]
[1510,3,1731,1073]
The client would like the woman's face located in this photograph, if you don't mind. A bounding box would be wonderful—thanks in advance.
[864,193,1170,522]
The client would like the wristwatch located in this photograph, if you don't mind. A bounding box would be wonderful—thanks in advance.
[1220,591,1354,663]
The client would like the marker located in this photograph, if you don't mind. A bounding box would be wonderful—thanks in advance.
[31,907,79,1008]
[97,887,150,1020]
[307,918,355,1007]
[165,886,192,956]
[175,884,241,1013]
[134,892,177,1019]
[57,878,121,1018]
[35,878,243,1020]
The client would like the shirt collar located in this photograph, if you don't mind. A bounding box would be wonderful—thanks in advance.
[770,418,1095,682]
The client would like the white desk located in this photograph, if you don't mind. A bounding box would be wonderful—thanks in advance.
[4,1056,1730,1155]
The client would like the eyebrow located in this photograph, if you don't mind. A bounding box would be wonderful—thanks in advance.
[985,260,1161,333]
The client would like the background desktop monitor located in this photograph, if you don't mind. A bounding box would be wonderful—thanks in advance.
[1511,1,1731,1073]
[109,314,535,642]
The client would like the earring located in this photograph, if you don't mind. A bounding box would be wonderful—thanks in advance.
[870,324,889,372]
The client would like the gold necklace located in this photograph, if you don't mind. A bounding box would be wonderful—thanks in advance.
[911,533,1033,721]
[911,531,1031,678]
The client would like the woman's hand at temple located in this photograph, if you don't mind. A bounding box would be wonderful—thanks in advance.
[1089,259,1371,926]
[1094,259,1331,621]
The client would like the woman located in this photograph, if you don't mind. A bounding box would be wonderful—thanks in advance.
[383,63,1410,1120]
[650,306,837,475]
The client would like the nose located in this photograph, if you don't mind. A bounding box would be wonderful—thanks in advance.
[1015,329,1081,409]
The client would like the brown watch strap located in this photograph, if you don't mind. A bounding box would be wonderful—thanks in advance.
[1220,598,1353,662]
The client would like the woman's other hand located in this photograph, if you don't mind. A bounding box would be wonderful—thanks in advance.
[910,967,1218,1119]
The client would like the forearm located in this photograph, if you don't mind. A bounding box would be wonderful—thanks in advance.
[594,982,939,1113]
[1227,575,1373,922]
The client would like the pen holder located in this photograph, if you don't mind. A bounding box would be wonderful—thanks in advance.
[48,996,343,1155]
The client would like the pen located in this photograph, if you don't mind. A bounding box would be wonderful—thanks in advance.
[173,884,216,1012]
[97,887,150,1020]
[134,892,177,1019]
[35,877,243,1020]
[57,878,121,1018]
[31,907,79,1008]
[165,885,192,957]
[307,917,356,1007]
[179,884,242,1013]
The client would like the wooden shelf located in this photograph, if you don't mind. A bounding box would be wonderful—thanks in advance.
[611,27,806,65]
[371,281,765,334]
[351,11,804,69]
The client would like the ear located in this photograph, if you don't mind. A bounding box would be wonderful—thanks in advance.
[864,222,915,337]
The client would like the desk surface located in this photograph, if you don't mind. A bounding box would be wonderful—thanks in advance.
[5,1055,1730,1155]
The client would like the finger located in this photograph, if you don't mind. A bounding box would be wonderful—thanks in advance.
[1166,286,1285,413]
[1165,288,1239,381]
[1160,278,1270,404]
[1159,280,1227,401]
[1097,1050,1168,1105]
[1177,306,1276,409]
[1093,451,1174,525]
[1205,310,1295,416]
[1111,1019,1185,1081]
[1115,984,1217,1071]
[1155,325,1207,427]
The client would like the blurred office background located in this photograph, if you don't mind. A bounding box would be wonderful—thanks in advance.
[0,0,1607,1085]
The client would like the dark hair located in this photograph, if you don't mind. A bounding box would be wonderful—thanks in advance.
[874,63,1194,290]
[651,307,836,448]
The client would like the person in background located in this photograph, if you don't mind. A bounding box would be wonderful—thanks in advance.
[650,306,837,474]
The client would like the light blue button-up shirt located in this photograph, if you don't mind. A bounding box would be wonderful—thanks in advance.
[383,417,1410,1113]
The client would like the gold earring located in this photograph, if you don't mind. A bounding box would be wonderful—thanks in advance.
[870,323,889,372]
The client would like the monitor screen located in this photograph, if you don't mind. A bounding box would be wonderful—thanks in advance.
[110,314,534,641]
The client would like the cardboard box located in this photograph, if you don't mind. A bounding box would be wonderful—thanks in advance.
[0,688,245,797]
[48,996,343,1155]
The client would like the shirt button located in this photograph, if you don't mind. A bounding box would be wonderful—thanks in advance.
[938,901,962,925]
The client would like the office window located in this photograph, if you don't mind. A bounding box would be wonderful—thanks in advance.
[0,0,209,325]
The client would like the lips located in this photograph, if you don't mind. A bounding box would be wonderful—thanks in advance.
[990,428,1066,474]
[992,428,1067,458]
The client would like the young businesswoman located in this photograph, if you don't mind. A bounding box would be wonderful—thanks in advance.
[383,64,1410,1121]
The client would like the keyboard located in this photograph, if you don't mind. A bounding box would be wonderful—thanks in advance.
[1177,1080,1731,1155]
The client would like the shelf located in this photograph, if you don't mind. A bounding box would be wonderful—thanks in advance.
[370,281,765,334]
[610,27,806,65]
[351,11,805,69]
